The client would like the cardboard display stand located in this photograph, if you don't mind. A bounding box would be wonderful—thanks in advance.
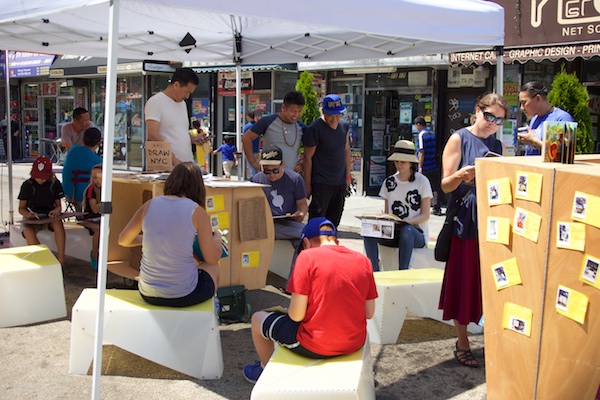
[108,175,274,290]
[475,155,600,400]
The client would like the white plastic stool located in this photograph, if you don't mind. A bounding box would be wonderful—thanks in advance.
[10,222,92,262]
[252,342,375,400]
[70,288,223,379]
[268,240,295,279]
[367,269,482,345]
[378,244,445,271]
[0,245,66,328]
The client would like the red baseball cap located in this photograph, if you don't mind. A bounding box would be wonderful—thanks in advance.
[31,156,52,180]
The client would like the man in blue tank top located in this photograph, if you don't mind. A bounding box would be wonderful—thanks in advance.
[415,116,442,215]
[303,94,351,227]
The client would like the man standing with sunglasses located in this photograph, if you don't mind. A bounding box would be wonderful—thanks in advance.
[251,145,308,249]
[518,81,573,156]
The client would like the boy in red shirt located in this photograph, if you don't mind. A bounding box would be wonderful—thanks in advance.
[244,217,378,383]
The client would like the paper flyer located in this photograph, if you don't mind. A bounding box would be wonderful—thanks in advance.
[515,171,543,203]
[491,258,522,290]
[209,212,230,230]
[580,254,600,289]
[503,302,533,337]
[486,216,511,245]
[206,195,225,212]
[572,191,600,229]
[512,207,542,243]
[556,221,585,251]
[555,285,589,324]
[361,219,396,239]
[487,177,512,206]
[241,251,260,268]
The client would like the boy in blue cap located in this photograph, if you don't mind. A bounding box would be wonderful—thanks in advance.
[243,217,378,384]
[303,94,352,227]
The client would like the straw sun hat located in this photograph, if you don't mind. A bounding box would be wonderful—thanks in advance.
[387,140,417,163]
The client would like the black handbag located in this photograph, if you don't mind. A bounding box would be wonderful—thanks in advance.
[216,285,252,324]
[434,189,471,262]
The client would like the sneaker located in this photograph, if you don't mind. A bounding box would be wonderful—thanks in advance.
[243,360,263,383]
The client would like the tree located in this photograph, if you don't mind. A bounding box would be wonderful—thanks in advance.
[547,67,593,154]
[295,71,320,125]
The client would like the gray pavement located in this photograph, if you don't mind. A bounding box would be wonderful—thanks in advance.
[0,161,485,400]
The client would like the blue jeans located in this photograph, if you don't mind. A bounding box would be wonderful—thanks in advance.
[363,224,426,271]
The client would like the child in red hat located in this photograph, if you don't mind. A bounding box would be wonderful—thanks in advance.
[18,156,66,266]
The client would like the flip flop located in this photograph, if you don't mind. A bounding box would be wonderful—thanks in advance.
[454,341,479,368]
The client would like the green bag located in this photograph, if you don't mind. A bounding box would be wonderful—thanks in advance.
[216,285,252,324]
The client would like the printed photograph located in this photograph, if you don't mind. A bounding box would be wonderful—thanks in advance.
[558,223,570,245]
[381,224,393,239]
[242,253,250,267]
[206,196,215,211]
[488,218,498,240]
[494,265,508,287]
[509,317,526,333]
[517,174,528,195]
[556,287,570,312]
[515,211,527,232]
[211,215,219,229]
[573,195,587,218]
[582,257,599,284]
[489,183,499,202]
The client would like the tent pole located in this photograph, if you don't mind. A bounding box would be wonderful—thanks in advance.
[4,50,13,225]
[236,62,242,180]
[91,0,120,398]
[495,46,504,96]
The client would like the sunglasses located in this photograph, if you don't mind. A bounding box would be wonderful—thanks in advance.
[482,111,505,126]
[263,168,281,175]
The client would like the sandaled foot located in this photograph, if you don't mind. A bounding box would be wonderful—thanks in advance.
[454,342,479,368]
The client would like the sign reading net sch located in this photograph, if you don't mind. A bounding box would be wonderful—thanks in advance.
[145,141,172,171]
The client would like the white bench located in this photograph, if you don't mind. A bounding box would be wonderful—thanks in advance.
[70,288,223,379]
[367,269,482,345]
[268,240,295,279]
[378,244,445,271]
[10,222,92,262]
[0,245,67,328]
[251,342,375,400]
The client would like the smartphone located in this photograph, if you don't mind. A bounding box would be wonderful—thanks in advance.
[517,127,528,134]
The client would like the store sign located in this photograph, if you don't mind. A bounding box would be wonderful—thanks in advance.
[450,43,600,66]
[218,71,253,95]
[0,52,54,78]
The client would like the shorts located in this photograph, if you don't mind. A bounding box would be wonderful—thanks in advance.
[140,269,215,307]
[260,312,336,359]
[222,160,234,176]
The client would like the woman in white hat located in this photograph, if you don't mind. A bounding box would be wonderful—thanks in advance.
[363,140,432,271]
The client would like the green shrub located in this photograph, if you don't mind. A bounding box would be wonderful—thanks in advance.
[295,71,320,125]
[547,67,593,153]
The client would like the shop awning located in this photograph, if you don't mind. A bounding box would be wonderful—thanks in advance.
[0,51,55,79]
[450,43,600,67]
[190,64,296,73]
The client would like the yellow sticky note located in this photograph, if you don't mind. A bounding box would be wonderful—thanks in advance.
[209,212,230,230]
[515,171,543,203]
[487,177,512,206]
[513,207,542,243]
[241,251,260,268]
[491,257,522,290]
[486,216,511,245]
[206,195,225,212]
[572,192,600,229]
[579,254,600,290]
[556,285,589,324]
[556,221,585,251]
[503,302,533,337]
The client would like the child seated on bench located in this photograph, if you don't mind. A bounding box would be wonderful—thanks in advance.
[243,218,378,383]
[79,163,102,270]
[18,156,66,267]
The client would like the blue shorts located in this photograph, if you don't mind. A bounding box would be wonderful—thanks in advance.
[261,312,336,359]
[140,269,215,307]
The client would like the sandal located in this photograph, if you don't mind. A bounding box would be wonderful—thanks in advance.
[454,342,479,368]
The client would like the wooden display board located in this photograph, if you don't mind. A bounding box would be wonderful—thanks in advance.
[475,155,600,400]
[108,175,274,290]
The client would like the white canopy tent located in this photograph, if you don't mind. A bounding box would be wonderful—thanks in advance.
[0,1,504,398]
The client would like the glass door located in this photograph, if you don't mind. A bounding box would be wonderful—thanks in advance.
[21,83,40,159]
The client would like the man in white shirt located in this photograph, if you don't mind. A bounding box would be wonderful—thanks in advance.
[145,68,202,166]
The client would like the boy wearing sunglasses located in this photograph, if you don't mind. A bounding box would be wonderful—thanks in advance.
[251,145,308,249]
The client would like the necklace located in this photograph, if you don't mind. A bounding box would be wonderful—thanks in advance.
[280,117,298,147]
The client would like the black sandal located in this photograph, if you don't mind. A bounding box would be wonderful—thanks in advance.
[453,342,479,368]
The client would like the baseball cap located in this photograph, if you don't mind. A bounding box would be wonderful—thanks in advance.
[31,156,53,180]
[301,217,337,240]
[322,94,346,115]
[260,145,283,165]
[387,140,418,163]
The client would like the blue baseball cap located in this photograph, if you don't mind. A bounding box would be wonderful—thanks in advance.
[322,94,346,115]
[301,217,337,240]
